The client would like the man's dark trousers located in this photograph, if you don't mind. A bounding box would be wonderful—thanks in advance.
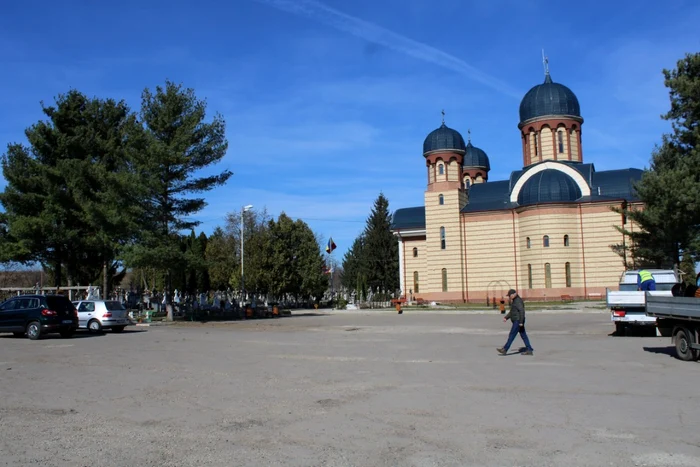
[504,320,533,352]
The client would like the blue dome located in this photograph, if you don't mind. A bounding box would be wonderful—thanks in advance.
[519,74,581,124]
[423,123,466,155]
[517,169,582,206]
[463,141,490,171]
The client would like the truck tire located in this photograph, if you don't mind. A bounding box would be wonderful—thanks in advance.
[674,328,698,361]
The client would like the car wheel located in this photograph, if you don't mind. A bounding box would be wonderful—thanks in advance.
[13,332,24,338]
[60,329,75,338]
[26,321,41,340]
[675,328,698,361]
[88,319,102,333]
[111,326,125,333]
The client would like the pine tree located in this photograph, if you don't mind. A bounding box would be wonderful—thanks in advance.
[614,53,700,268]
[361,193,399,294]
[123,81,232,305]
[0,91,142,288]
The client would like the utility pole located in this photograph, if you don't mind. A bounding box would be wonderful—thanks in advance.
[241,205,253,303]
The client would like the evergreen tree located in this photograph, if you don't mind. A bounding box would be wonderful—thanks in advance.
[0,91,142,288]
[123,80,232,303]
[342,235,366,292]
[361,193,399,293]
[205,227,236,291]
[196,232,210,291]
[614,53,700,268]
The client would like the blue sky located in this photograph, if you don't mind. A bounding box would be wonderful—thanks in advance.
[1,0,699,259]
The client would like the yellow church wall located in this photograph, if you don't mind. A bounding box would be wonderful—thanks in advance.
[403,236,426,294]
[580,204,627,289]
[448,160,459,181]
[571,130,580,162]
[540,127,554,161]
[462,212,517,300]
[517,207,583,290]
[424,189,464,295]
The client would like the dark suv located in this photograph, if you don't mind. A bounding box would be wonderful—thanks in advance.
[0,294,79,340]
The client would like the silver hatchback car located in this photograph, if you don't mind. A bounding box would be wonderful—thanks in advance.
[72,300,131,333]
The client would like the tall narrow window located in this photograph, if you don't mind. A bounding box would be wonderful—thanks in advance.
[413,271,419,294]
[545,263,552,288]
[527,264,533,289]
[558,130,564,153]
[543,235,550,247]
[438,164,444,175]
[526,237,531,249]
[465,178,471,188]
[534,134,539,156]
[565,262,572,287]
[442,268,448,292]
[438,194,444,205]
[412,247,418,257]
[440,227,446,250]
[564,235,570,247]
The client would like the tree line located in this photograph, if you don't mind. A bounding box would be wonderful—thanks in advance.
[0,81,334,303]
[615,52,700,283]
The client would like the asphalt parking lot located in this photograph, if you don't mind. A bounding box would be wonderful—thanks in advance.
[1,309,699,467]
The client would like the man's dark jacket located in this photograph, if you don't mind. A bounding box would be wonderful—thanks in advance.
[505,295,525,322]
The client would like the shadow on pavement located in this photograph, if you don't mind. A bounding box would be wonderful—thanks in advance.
[642,346,677,358]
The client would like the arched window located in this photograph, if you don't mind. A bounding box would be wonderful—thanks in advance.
[558,130,565,153]
[526,237,531,249]
[465,178,471,188]
[440,227,446,250]
[534,133,539,156]
[527,264,533,289]
[565,262,572,287]
[545,263,552,288]
[412,247,418,257]
[564,235,570,247]
[438,164,444,175]
[543,235,550,247]
[438,194,444,205]
[413,271,419,294]
[442,268,448,292]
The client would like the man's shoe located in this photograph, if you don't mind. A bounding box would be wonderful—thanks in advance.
[497,347,507,355]
[522,350,533,356]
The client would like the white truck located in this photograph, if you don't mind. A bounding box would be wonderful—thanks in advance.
[646,294,700,361]
[606,269,679,335]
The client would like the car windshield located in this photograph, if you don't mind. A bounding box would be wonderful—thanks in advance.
[105,301,126,311]
[46,296,75,312]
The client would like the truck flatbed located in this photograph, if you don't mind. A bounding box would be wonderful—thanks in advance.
[646,294,700,321]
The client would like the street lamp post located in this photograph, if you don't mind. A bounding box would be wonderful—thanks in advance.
[241,205,253,302]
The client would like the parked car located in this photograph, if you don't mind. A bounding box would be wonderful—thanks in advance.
[72,300,131,333]
[0,294,78,340]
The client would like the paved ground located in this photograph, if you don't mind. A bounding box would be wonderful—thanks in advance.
[1,309,699,466]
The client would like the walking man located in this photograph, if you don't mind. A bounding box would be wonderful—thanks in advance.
[497,289,534,356]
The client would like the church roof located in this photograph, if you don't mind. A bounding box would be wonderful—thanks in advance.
[517,169,582,206]
[390,164,644,229]
[391,206,426,231]
[423,123,466,155]
[519,73,581,124]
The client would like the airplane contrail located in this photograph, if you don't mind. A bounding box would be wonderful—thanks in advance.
[253,0,522,99]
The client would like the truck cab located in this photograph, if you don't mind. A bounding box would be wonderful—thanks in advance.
[607,269,679,335]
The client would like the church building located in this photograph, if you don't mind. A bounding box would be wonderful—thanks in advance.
[390,68,643,302]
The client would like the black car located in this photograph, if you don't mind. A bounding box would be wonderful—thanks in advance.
[0,294,79,340]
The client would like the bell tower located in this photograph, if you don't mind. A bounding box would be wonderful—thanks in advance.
[518,55,584,167]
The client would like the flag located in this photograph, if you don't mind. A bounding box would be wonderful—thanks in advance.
[325,237,337,254]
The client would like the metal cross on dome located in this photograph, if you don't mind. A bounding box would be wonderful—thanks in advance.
[441,109,445,124]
